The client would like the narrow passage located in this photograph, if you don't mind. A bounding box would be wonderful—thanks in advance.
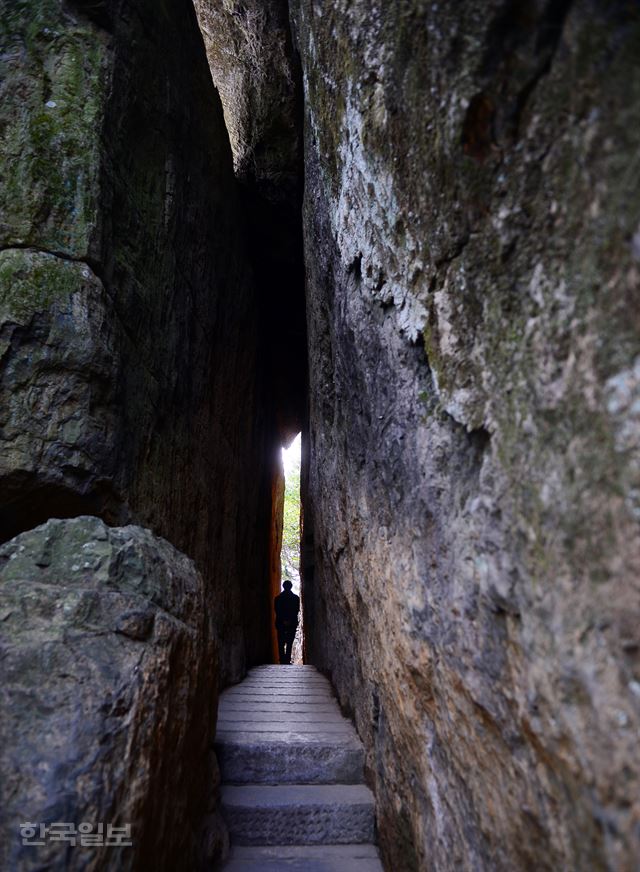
[280,433,303,664]
[216,666,382,871]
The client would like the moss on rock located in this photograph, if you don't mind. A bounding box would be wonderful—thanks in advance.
[0,0,108,254]
[0,248,83,324]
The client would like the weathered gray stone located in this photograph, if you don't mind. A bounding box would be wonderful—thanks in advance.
[216,667,365,784]
[290,1,640,870]
[221,784,375,846]
[0,517,222,871]
[217,739,364,786]
[0,0,275,683]
[222,843,384,871]
[217,667,380,866]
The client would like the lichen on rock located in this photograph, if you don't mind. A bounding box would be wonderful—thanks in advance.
[0,0,108,255]
[0,516,223,871]
[0,0,277,683]
[291,0,640,869]
[0,248,85,322]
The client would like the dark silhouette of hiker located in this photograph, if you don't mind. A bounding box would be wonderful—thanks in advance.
[274,580,300,665]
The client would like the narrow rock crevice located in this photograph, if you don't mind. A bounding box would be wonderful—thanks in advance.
[193,0,308,443]
[192,0,310,687]
[2,2,640,871]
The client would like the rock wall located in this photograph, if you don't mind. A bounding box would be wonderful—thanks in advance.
[291,1,640,869]
[0,0,276,682]
[192,0,300,200]
[3,0,640,869]
[193,0,308,439]
[0,0,284,866]
[0,517,220,871]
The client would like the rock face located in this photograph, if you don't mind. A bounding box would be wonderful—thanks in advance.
[0,0,275,681]
[3,1,640,870]
[193,0,308,440]
[291,1,640,869]
[192,0,300,202]
[0,517,220,871]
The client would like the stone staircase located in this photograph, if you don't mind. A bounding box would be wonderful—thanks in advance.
[216,665,383,871]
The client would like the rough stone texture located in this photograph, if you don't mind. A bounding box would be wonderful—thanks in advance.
[3,0,640,870]
[193,0,308,439]
[217,738,364,787]
[0,517,222,871]
[221,784,375,846]
[192,0,300,203]
[222,844,383,872]
[216,666,365,784]
[291,1,640,870]
[217,667,381,866]
[0,0,276,681]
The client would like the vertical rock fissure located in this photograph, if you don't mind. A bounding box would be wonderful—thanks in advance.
[192,0,310,673]
[193,0,308,442]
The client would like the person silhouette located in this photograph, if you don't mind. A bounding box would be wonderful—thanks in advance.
[274,579,300,665]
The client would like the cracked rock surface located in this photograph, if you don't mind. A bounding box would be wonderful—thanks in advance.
[0,516,221,871]
[0,0,275,681]
[292,1,640,869]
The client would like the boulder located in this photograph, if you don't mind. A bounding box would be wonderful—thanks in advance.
[0,516,222,871]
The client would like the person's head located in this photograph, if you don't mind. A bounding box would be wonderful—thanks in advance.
[283,580,293,591]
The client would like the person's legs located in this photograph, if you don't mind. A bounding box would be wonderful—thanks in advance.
[277,631,287,664]
[283,629,295,664]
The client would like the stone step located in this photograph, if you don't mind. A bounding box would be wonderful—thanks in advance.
[221,784,376,846]
[220,844,384,871]
[218,720,353,733]
[251,663,322,675]
[216,667,379,866]
[216,736,364,784]
[218,710,351,724]
[241,672,329,677]
[231,689,331,697]
[221,702,339,713]
[226,676,331,684]
[223,687,334,697]
[225,690,335,705]
[216,666,364,784]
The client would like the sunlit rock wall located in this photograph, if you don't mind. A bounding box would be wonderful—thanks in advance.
[292,1,640,869]
[0,0,275,682]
